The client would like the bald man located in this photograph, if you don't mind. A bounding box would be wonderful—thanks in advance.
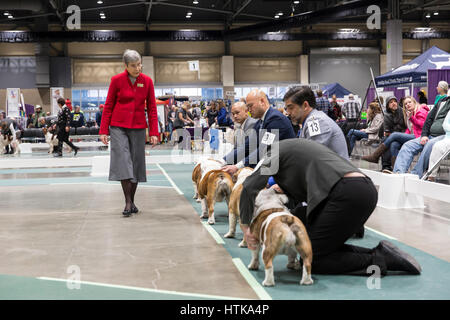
[230,101,258,145]
[223,89,295,174]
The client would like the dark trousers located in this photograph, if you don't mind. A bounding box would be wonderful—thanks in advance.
[301,177,379,275]
[57,128,77,152]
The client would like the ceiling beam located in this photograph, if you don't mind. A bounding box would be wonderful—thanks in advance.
[145,0,154,31]
[224,0,387,41]
[231,0,254,20]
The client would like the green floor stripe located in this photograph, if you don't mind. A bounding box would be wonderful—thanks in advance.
[159,163,450,300]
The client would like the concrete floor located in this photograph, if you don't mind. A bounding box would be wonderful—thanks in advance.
[0,146,449,299]
[0,180,258,299]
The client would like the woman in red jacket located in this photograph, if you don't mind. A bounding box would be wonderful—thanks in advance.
[100,49,159,217]
[362,96,429,167]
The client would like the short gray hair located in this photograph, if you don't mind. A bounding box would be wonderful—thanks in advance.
[438,81,448,92]
[123,49,141,65]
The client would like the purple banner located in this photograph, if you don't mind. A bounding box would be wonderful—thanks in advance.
[428,69,450,105]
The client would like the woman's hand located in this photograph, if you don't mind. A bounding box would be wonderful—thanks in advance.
[100,134,109,145]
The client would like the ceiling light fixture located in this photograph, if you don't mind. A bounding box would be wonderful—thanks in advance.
[294,1,300,4]
[274,15,280,19]
[97,1,103,4]
[425,13,431,18]
[193,0,199,4]
[8,15,13,19]
[277,12,283,16]
[4,12,10,16]
[434,12,439,15]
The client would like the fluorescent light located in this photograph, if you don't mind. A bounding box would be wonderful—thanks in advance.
[277,12,283,16]
[7,15,13,19]
[274,15,279,19]
[4,12,10,16]
[434,12,439,15]
[97,0,103,4]
[193,0,199,4]
[339,28,360,33]
[294,1,300,4]
[186,15,191,18]
[413,27,434,33]
[425,13,431,18]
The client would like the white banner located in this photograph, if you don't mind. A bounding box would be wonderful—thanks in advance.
[6,88,20,117]
[51,87,64,115]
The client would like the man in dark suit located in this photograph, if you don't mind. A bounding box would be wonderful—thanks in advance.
[222,89,295,175]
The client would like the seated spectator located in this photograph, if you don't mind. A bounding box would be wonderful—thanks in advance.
[33,105,46,128]
[378,96,407,171]
[37,117,47,128]
[393,95,450,177]
[347,102,384,156]
[362,96,429,168]
[70,105,85,128]
[26,114,35,128]
[434,81,448,105]
[315,90,331,115]
[427,110,450,181]
[95,104,104,127]
[46,112,51,116]
[417,90,428,105]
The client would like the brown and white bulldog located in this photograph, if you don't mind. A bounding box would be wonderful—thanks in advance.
[192,158,226,202]
[197,169,234,225]
[224,167,254,247]
[248,188,313,286]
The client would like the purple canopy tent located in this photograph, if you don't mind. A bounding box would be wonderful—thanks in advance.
[428,69,450,105]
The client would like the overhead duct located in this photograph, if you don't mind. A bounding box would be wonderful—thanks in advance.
[224,0,388,41]
[0,0,44,12]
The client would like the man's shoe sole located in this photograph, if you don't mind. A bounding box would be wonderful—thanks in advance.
[380,240,422,275]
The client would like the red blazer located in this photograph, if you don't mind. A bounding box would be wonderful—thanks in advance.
[99,69,159,136]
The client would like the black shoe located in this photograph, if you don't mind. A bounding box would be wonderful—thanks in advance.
[74,147,79,156]
[353,226,365,238]
[131,204,139,214]
[122,209,132,217]
[375,240,422,275]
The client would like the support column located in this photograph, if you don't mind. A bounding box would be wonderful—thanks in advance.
[142,56,155,81]
[222,56,234,101]
[386,0,402,71]
[299,55,309,85]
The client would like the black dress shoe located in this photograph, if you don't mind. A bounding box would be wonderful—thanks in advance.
[122,209,132,217]
[74,147,79,156]
[131,204,139,214]
[353,226,365,238]
[375,240,422,275]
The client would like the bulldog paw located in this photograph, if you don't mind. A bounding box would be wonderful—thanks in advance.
[286,260,301,271]
[238,240,247,248]
[248,262,259,270]
[300,275,314,286]
[262,279,275,287]
[224,231,235,238]
[196,198,201,203]
[200,213,208,219]
[207,217,215,225]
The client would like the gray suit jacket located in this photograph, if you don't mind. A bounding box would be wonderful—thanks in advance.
[225,117,258,164]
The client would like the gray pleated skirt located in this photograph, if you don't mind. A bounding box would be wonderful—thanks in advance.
[109,126,147,183]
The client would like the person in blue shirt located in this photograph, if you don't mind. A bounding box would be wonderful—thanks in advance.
[96,104,104,127]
